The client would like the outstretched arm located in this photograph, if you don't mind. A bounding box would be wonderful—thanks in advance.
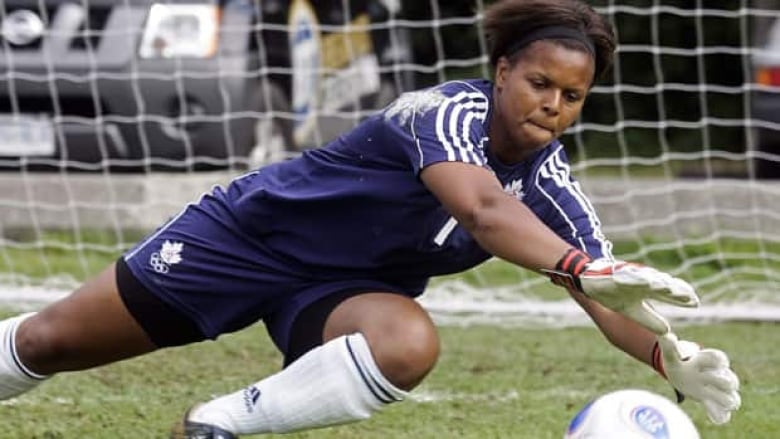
[420,161,572,271]
[421,160,740,424]
[571,288,741,424]
[568,288,658,367]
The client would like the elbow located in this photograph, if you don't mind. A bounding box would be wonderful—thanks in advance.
[456,192,506,237]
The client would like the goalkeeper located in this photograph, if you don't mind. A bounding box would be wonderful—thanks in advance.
[0,0,739,437]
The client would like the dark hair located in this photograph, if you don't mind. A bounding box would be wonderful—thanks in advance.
[483,0,616,81]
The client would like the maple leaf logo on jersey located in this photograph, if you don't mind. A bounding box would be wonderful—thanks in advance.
[384,88,447,126]
[504,179,525,200]
[149,240,183,274]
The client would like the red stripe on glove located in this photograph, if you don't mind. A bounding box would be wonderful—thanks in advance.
[556,248,591,276]
[651,340,666,378]
[546,248,594,294]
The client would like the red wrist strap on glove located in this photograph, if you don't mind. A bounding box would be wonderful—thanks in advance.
[546,248,593,293]
[651,341,666,378]
[652,340,686,403]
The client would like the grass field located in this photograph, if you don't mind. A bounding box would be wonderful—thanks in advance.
[1,315,777,438]
[1,233,779,437]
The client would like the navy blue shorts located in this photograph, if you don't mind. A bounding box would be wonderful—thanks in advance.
[121,193,408,357]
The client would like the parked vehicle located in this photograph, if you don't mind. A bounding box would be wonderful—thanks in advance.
[0,0,414,171]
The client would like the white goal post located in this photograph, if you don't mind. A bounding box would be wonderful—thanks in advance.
[0,0,779,324]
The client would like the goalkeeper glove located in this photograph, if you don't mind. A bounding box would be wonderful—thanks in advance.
[652,333,741,424]
[544,248,700,334]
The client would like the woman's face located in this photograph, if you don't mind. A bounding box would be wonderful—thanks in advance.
[491,40,595,163]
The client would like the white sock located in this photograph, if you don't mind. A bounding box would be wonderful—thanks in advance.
[190,332,408,434]
[0,313,48,400]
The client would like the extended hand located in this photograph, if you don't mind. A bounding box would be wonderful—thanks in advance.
[656,333,741,424]
[579,258,699,334]
[545,249,699,334]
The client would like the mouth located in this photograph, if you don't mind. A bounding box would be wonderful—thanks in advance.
[525,120,554,135]
[525,120,555,137]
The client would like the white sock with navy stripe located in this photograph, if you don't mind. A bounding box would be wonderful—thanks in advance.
[0,313,48,400]
[189,332,407,434]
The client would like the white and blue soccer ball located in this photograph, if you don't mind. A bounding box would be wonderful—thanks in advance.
[564,389,700,439]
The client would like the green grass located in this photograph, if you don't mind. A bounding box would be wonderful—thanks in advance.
[3,229,779,292]
[1,233,778,436]
[1,319,776,438]
[0,229,145,282]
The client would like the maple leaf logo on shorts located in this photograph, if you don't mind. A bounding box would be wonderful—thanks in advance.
[159,240,183,265]
[149,240,183,273]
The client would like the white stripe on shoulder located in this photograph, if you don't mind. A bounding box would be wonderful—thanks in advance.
[434,86,489,165]
[534,145,613,257]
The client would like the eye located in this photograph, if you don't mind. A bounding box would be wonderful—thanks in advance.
[529,77,547,89]
[564,91,584,103]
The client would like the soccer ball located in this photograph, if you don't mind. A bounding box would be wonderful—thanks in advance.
[564,389,700,439]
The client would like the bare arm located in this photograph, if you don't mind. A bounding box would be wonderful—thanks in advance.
[421,161,658,368]
[569,290,658,369]
[420,161,571,271]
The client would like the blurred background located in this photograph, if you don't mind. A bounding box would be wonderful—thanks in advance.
[2,0,778,176]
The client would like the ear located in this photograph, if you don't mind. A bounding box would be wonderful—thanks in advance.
[494,56,511,90]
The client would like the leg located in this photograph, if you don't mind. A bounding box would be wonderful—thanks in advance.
[0,261,175,400]
[322,292,440,390]
[17,262,157,374]
[175,292,439,437]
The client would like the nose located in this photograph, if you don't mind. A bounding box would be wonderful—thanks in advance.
[542,89,562,115]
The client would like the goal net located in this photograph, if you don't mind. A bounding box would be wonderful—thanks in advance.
[1,0,779,324]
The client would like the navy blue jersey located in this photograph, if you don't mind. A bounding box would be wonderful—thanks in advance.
[123,78,613,349]
[225,79,612,291]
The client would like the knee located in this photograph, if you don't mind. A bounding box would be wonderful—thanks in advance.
[366,318,440,391]
[15,313,70,374]
[324,293,441,391]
